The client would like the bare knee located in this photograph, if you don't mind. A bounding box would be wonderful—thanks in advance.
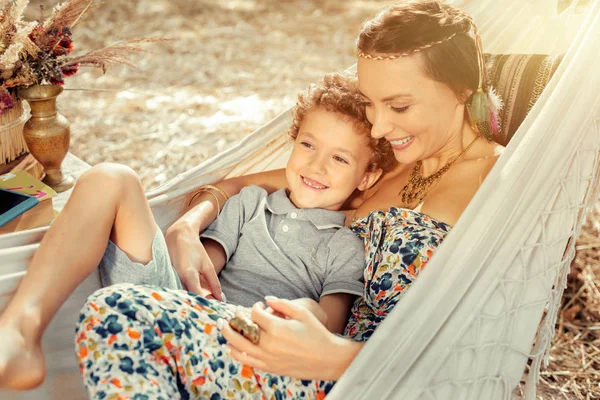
[81,162,139,183]
[78,163,142,197]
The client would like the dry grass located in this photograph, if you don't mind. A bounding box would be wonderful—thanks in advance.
[21,0,600,398]
[532,206,600,399]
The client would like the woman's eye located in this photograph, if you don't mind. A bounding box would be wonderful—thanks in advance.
[300,141,314,149]
[333,156,349,164]
[391,105,410,113]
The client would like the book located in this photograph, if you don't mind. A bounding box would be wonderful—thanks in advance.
[0,153,44,180]
[0,170,57,234]
[0,188,40,227]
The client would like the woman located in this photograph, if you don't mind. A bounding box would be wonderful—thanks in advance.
[81,1,501,398]
[2,0,503,398]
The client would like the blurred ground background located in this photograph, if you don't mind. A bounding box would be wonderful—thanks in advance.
[21,0,600,398]
[27,0,388,189]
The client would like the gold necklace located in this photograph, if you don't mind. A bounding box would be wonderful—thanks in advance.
[400,134,482,208]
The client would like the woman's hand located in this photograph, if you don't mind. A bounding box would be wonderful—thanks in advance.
[165,220,223,300]
[196,287,217,301]
[219,297,363,381]
[286,298,328,327]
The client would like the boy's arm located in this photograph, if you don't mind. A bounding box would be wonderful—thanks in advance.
[299,230,363,331]
[318,293,356,334]
[201,239,227,274]
[288,294,355,334]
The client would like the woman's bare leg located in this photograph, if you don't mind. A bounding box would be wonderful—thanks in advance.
[0,163,158,390]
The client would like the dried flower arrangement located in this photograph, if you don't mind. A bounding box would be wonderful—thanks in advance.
[0,0,165,113]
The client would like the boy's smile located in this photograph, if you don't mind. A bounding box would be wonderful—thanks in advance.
[301,176,328,190]
[286,108,378,211]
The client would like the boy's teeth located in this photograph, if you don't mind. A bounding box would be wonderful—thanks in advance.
[391,136,414,145]
[303,177,327,189]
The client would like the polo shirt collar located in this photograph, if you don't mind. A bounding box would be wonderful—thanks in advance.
[265,189,345,230]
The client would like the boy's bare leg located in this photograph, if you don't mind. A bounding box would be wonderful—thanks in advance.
[0,163,158,390]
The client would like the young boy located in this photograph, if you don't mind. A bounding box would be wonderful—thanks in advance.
[195,73,395,333]
[0,72,394,389]
[97,72,395,334]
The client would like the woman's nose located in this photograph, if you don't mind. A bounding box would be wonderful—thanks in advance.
[368,108,393,139]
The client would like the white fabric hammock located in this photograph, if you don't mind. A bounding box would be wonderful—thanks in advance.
[1,0,599,399]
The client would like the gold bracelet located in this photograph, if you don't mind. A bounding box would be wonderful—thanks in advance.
[188,187,222,215]
[187,189,204,207]
[203,184,229,201]
[188,185,228,216]
[187,184,230,214]
[204,189,221,216]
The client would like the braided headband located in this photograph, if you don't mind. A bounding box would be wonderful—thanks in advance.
[356,9,485,90]
[357,32,458,61]
[356,8,501,137]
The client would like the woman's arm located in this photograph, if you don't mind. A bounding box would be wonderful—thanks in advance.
[215,168,289,203]
[165,169,287,298]
[170,168,288,234]
[219,297,365,381]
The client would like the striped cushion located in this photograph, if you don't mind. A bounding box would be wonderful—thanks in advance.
[485,53,564,145]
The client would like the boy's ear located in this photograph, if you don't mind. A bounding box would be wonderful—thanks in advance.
[357,168,383,191]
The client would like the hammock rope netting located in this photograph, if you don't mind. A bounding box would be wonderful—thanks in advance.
[1,0,599,399]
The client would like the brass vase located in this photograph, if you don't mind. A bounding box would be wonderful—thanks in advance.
[17,84,74,192]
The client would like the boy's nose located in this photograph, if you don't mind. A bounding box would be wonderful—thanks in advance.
[309,155,328,175]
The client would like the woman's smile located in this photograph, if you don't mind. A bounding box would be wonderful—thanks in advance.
[388,135,415,151]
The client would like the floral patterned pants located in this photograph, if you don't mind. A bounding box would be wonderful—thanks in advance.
[75,283,335,400]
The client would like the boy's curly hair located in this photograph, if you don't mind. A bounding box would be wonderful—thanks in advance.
[288,72,396,173]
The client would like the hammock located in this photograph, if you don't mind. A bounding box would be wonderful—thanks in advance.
[1,0,598,398]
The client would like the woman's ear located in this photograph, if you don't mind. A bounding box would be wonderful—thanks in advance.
[358,168,383,191]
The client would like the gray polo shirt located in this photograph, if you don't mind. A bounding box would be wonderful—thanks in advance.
[200,185,365,307]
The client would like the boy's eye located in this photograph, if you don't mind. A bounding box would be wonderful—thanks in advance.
[300,141,314,149]
[333,155,349,164]
[391,105,410,113]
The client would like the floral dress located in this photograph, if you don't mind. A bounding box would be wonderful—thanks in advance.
[75,207,451,400]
